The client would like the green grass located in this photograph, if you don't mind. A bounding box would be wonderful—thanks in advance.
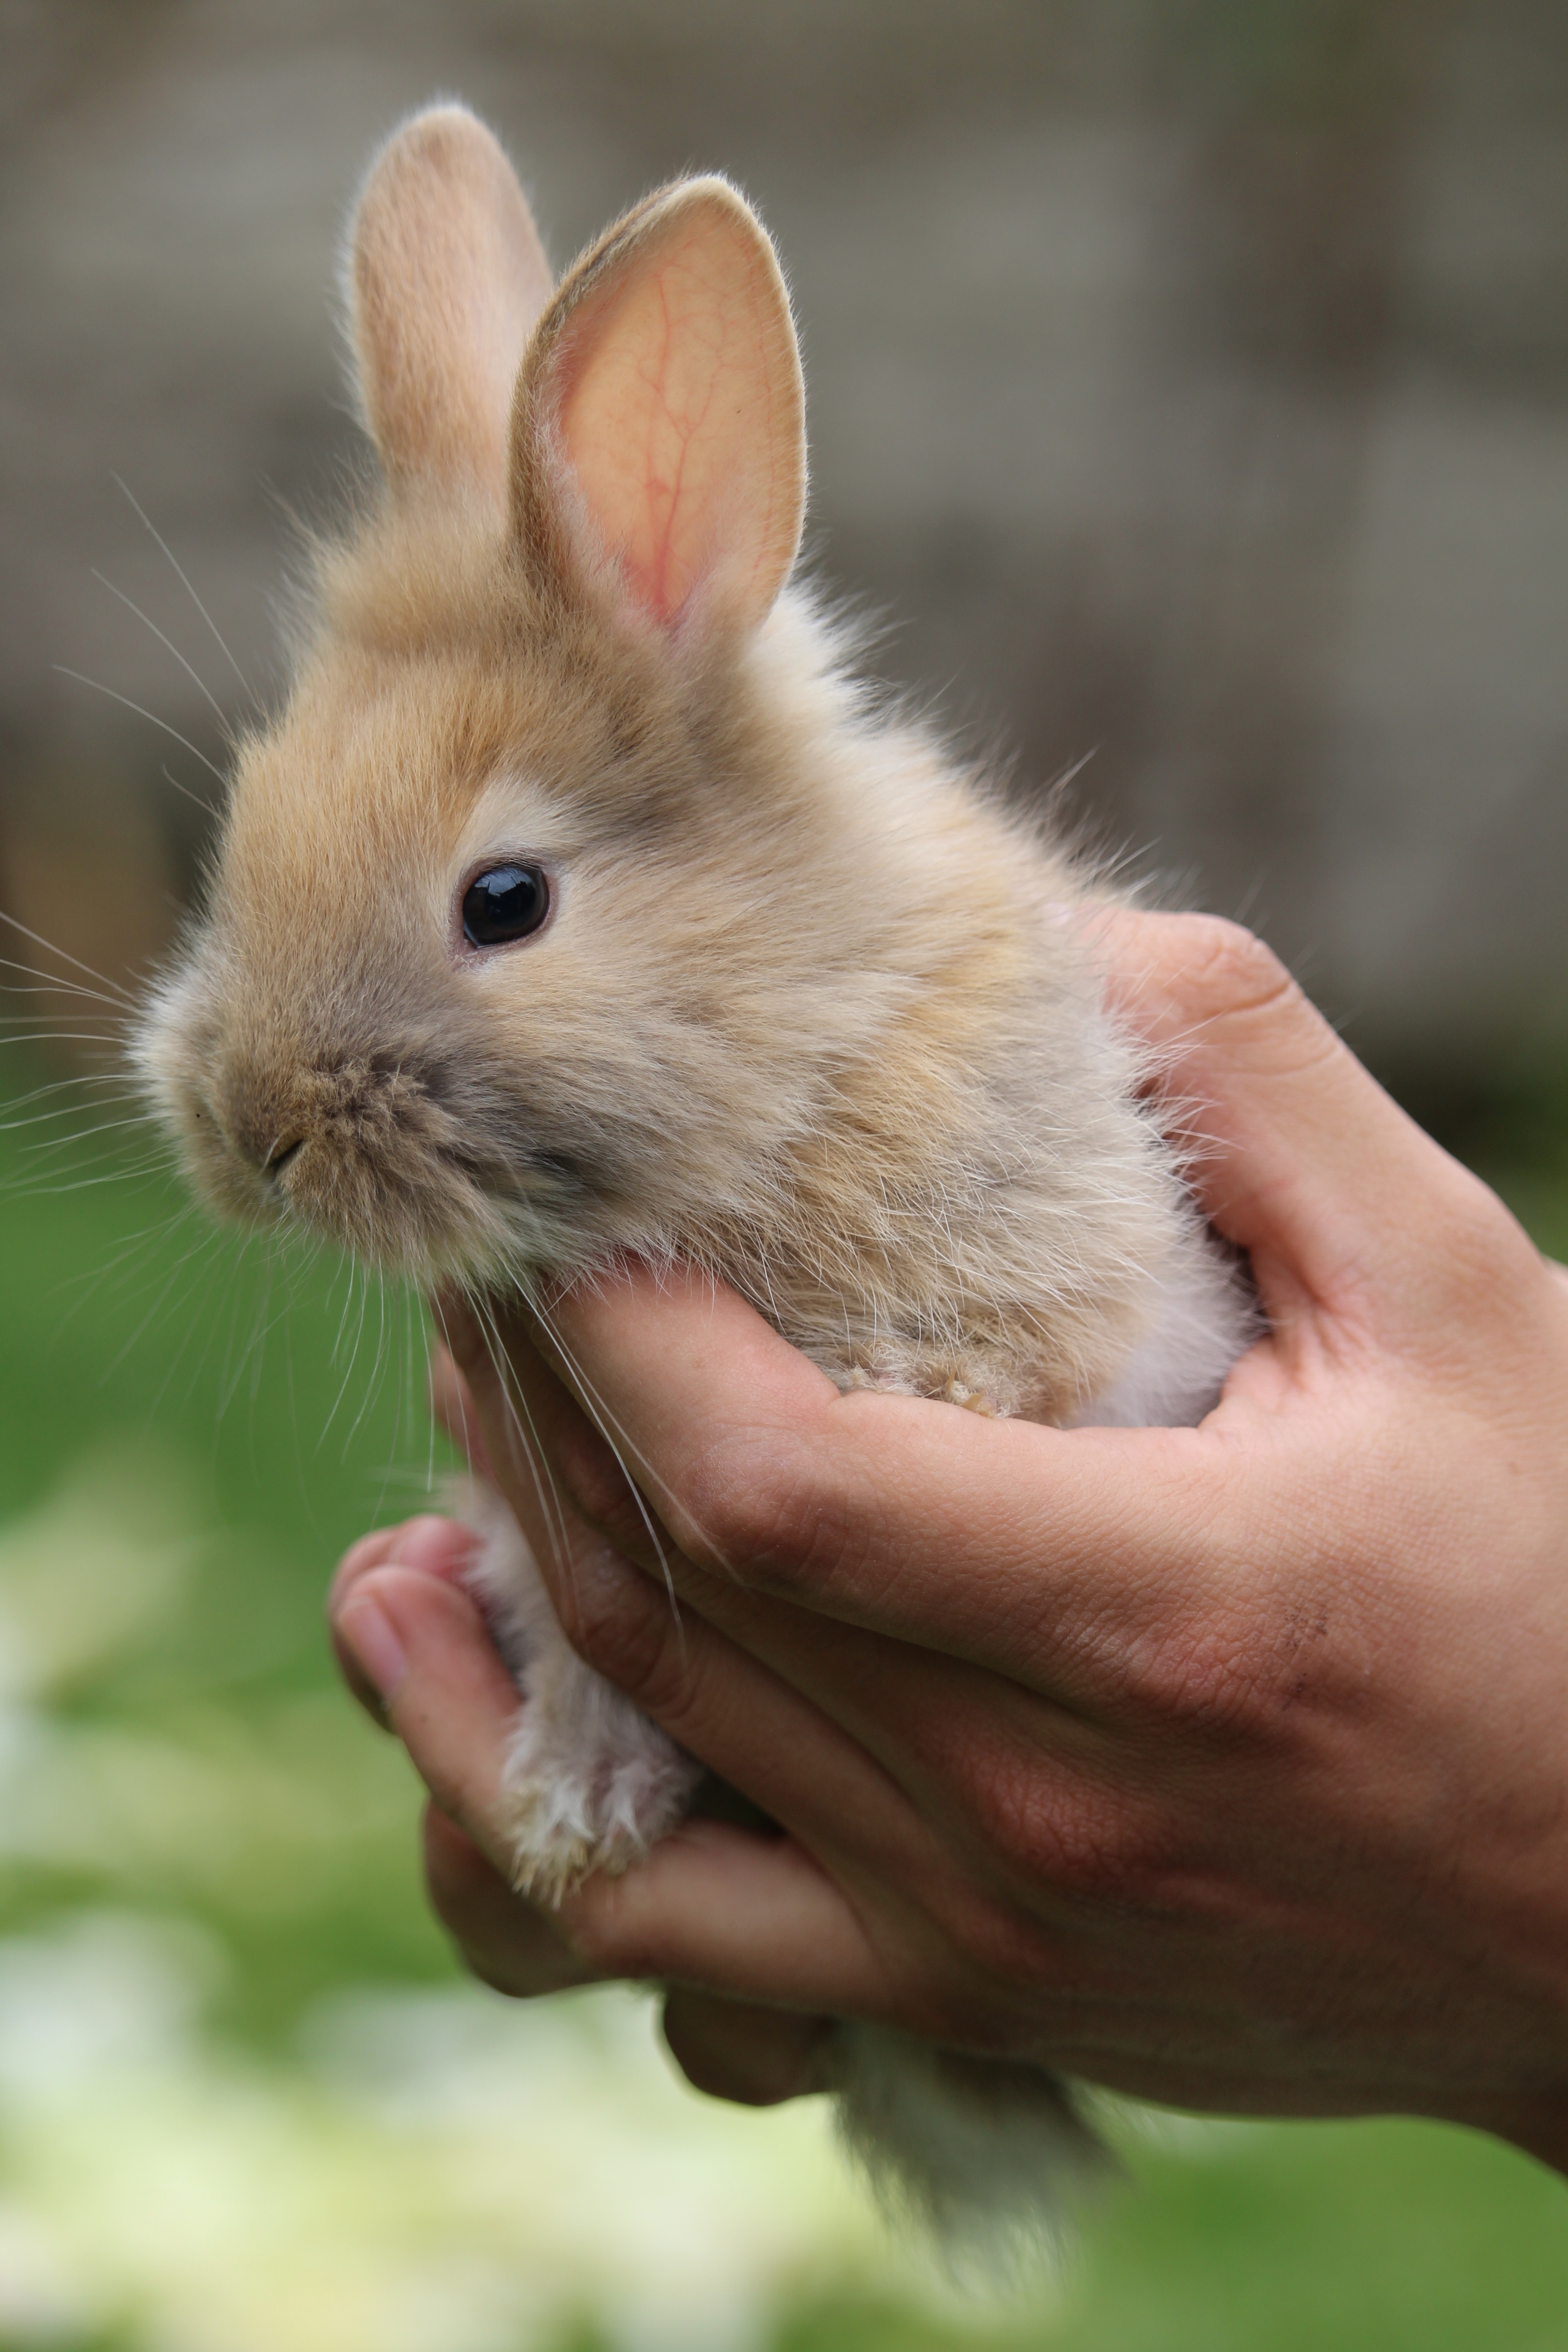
[3,1049,1568,2351]
[0,1068,459,2039]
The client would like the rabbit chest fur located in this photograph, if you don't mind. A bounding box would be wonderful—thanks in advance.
[135,103,1253,2264]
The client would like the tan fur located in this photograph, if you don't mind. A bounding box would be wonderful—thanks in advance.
[351,106,553,498]
[141,485,1199,1420]
[135,103,1253,2263]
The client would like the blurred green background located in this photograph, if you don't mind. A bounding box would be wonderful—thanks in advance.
[3,0,1568,2344]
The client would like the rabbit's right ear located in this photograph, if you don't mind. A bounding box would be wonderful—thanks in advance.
[349,103,553,501]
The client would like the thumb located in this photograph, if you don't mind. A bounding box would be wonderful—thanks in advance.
[1092,910,1479,1323]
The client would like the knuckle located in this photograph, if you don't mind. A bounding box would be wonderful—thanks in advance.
[550,1559,683,1708]
[1421,1165,1543,1325]
[1123,1617,1279,1739]
[677,1431,833,1590]
[1121,1588,1353,1747]
[934,1880,1050,1993]
[553,1414,648,1551]
[960,1755,1180,1914]
[1047,1807,1182,1911]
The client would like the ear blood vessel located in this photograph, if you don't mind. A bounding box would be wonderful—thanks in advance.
[134,101,1254,2270]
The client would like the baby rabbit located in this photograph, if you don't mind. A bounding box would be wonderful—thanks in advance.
[136,103,1252,2263]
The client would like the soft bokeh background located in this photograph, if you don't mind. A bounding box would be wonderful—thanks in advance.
[2,3,1567,2347]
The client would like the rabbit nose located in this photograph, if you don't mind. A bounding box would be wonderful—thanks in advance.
[231,1111,309,1178]
[262,1133,307,1180]
[222,1068,314,1176]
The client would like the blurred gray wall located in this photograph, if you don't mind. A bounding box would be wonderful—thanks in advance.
[3,0,1565,1083]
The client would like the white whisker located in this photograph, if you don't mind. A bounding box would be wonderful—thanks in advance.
[0,910,137,1006]
[471,1290,575,1591]
[531,1291,686,1635]
[92,568,232,731]
[52,666,224,796]
[161,762,220,817]
[113,472,254,702]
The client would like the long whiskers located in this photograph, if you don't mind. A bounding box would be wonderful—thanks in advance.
[0,965,135,1019]
[52,667,223,804]
[434,1287,572,1603]
[529,1288,688,1637]
[0,911,138,1009]
[112,472,254,705]
[92,568,233,734]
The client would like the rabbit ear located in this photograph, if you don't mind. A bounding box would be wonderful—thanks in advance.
[511,177,805,635]
[349,103,554,500]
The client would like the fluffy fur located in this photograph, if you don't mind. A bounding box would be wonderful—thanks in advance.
[134,102,1253,2264]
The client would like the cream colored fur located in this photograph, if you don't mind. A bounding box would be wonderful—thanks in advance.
[134,102,1253,2267]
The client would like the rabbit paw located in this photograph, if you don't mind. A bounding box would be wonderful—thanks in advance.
[456,1476,702,1901]
[495,1679,700,1904]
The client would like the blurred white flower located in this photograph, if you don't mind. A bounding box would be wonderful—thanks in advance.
[0,1910,892,2352]
[0,1460,924,2352]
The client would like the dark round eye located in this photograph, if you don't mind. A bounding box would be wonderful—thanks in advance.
[461,863,550,949]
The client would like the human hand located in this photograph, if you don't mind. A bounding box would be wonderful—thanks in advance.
[331,913,1568,2162]
[329,1411,833,2101]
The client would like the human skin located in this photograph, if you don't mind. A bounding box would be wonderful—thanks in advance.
[330,911,1568,2167]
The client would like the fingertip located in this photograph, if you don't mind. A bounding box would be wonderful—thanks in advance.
[333,1586,408,1706]
[328,1516,476,1627]
[661,1986,835,2107]
[328,1526,403,1617]
[394,1512,480,1580]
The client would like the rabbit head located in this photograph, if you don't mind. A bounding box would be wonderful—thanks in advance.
[134,103,921,1288]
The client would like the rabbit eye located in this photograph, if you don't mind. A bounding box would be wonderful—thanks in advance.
[461,863,550,949]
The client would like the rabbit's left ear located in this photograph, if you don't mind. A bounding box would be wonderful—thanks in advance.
[512,177,805,636]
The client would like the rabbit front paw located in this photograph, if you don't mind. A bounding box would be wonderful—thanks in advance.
[495,1673,700,1903]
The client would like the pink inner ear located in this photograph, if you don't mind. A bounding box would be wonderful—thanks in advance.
[552,205,803,631]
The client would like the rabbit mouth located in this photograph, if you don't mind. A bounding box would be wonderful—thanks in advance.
[201,1049,599,1284]
[139,963,616,1286]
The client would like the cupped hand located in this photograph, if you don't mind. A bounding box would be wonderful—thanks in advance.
[330,913,1568,2164]
[329,1390,833,2101]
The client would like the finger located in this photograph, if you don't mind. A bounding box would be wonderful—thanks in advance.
[335,1536,925,1889]
[557,1816,887,2015]
[328,1516,477,1723]
[512,1261,1270,1705]
[1089,908,1518,1329]
[423,1305,1050,1868]
[329,1514,477,1616]
[334,1557,895,2014]
[423,1806,598,1997]
[618,1542,1119,1849]
[661,1986,834,2106]
[444,1289,1118,1825]
[332,1562,521,1864]
[427,1341,494,1479]
[437,1289,664,1585]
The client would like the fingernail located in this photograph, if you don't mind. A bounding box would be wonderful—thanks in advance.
[337,1592,408,1701]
